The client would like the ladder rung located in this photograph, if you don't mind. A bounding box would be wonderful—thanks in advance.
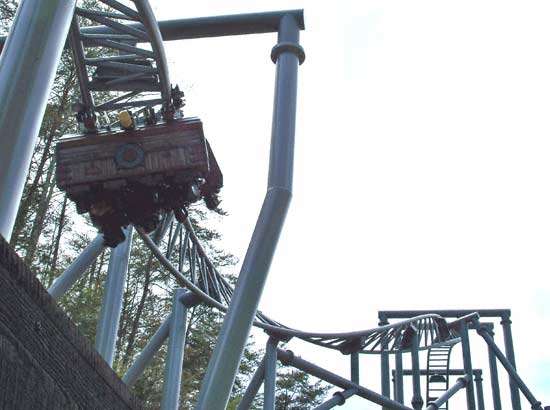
[85,38,155,58]
[99,0,142,20]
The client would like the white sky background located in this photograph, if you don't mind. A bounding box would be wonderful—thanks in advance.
[153,1,550,408]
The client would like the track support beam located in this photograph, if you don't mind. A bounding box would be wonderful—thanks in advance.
[0,0,76,240]
[194,13,304,409]
[96,226,133,365]
[160,289,189,410]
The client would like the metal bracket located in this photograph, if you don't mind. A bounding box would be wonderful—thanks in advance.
[271,41,305,64]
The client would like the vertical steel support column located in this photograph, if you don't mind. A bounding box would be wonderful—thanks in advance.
[48,234,105,300]
[350,352,360,384]
[501,313,521,410]
[160,289,189,410]
[379,315,390,405]
[263,338,279,410]
[194,13,304,410]
[0,0,76,240]
[486,325,502,410]
[410,329,423,410]
[460,321,477,410]
[95,226,133,365]
[474,371,486,410]
[394,353,404,404]
[381,350,390,403]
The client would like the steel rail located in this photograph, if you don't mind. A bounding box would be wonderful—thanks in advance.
[133,0,171,107]
[68,15,94,112]
[65,0,172,119]
[0,10,306,52]
[137,226,472,353]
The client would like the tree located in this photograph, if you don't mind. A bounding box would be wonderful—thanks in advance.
[275,369,330,410]
[0,0,16,30]
[229,358,330,409]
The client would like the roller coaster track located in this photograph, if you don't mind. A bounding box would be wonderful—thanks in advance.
[137,212,465,354]
[0,0,547,408]
[66,0,465,355]
[69,0,181,129]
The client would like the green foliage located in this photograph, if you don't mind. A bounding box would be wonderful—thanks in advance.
[275,369,331,410]
[0,0,16,31]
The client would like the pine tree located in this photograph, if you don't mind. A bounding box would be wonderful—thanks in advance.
[275,369,331,410]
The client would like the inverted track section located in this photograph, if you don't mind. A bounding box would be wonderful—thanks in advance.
[69,0,177,126]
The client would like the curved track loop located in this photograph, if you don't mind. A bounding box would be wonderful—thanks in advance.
[138,213,471,355]
[69,0,174,118]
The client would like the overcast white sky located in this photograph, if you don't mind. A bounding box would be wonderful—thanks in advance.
[153,1,549,408]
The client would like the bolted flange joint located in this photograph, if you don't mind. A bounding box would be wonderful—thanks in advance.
[271,41,306,65]
[412,396,424,410]
[332,391,347,405]
[278,349,295,366]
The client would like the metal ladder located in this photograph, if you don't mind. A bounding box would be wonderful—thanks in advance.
[425,343,454,409]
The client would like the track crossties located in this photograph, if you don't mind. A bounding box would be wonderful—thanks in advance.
[0,235,142,410]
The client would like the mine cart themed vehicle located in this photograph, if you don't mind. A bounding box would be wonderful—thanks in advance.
[56,117,223,247]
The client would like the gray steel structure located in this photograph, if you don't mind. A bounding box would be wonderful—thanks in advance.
[0,2,546,410]
[0,0,76,240]
[379,309,523,410]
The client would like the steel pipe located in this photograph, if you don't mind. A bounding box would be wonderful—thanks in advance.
[263,338,279,410]
[460,320,477,410]
[160,289,189,410]
[48,234,105,300]
[68,15,94,112]
[194,13,302,409]
[394,352,404,404]
[0,10,306,53]
[475,323,543,410]
[378,309,511,319]
[123,313,172,387]
[313,389,358,410]
[276,348,412,410]
[400,368,480,376]
[381,350,391,406]
[0,0,76,240]
[410,330,423,410]
[237,357,266,410]
[486,326,503,410]
[133,0,171,105]
[474,371,486,410]
[501,314,522,410]
[95,226,133,365]
[425,376,470,410]
[350,352,359,384]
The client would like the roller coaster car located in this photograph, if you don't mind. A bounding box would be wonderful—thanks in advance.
[56,117,223,247]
